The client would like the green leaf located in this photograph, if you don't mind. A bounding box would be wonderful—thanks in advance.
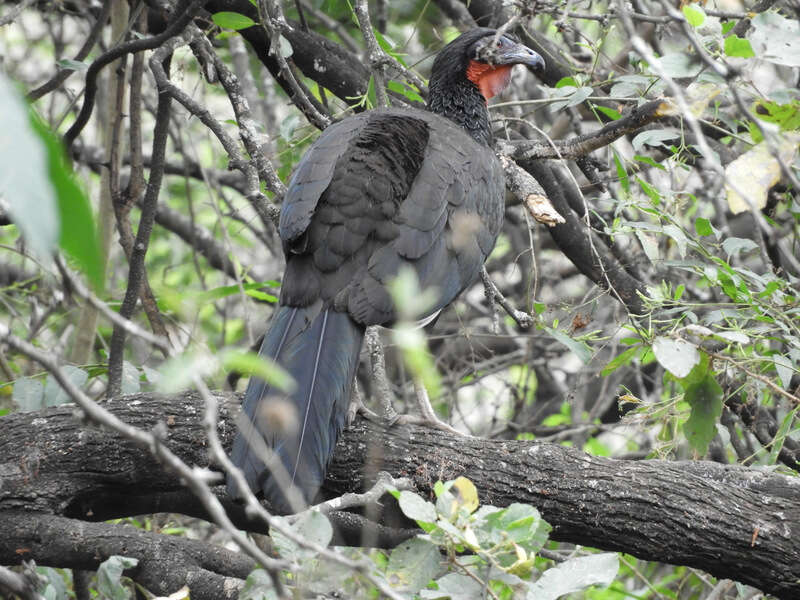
[721,21,735,35]
[43,366,88,406]
[544,327,592,364]
[211,11,256,30]
[724,35,755,58]
[555,76,578,88]
[635,230,659,263]
[387,80,424,104]
[527,553,619,600]
[31,113,103,289]
[398,490,437,525]
[652,337,700,379]
[294,509,333,547]
[768,407,798,465]
[633,154,666,170]
[0,75,59,261]
[421,573,483,599]
[721,237,758,257]
[682,4,706,27]
[155,351,217,393]
[595,105,621,121]
[601,345,639,376]
[656,53,702,78]
[695,217,713,237]
[631,129,679,152]
[221,350,295,392]
[612,149,628,194]
[279,114,300,141]
[484,503,551,552]
[749,12,800,67]
[278,34,293,58]
[683,373,723,454]
[754,100,800,131]
[269,510,333,561]
[13,377,44,412]
[637,177,661,204]
[663,224,688,258]
[387,538,441,593]
[773,354,795,389]
[240,569,279,600]
[57,59,88,71]
[96,555,138,600]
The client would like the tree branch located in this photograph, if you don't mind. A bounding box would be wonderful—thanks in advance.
[3,512,253,599]
[1,393,798,598]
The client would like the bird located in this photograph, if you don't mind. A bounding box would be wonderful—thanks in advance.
[227,28,544,513]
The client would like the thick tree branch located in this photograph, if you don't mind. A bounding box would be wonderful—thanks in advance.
[4,513,253,599]
[1,393,798,598]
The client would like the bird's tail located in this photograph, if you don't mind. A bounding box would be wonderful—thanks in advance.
[227,304,364,513]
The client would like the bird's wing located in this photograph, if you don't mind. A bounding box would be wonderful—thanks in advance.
[278,109,504,327]
[346,111,505,325]
[279,116,370,245]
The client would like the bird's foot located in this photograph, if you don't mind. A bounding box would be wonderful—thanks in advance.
[409,376,470,437]
[393,413,467,436]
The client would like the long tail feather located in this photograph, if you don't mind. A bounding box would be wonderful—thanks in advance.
[227,305,364,513]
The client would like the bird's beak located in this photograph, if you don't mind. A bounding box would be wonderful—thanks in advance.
[496,43,545,74]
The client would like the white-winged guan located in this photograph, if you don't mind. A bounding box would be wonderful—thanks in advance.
[228,28,544,513]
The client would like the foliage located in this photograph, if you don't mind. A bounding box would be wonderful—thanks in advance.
[245,477,618,599]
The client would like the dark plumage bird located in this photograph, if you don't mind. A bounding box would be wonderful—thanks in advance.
[228,28,544,513]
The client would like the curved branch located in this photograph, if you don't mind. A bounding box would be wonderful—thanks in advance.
[502,99,671,161]
[26,0,113,101]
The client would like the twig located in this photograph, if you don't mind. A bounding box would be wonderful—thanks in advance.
[710,352,799,406]
[298,0,360,54]
[308,472,414,516]
[481,267,534,329]
[150,29,277,234]
[501,99,671,161]
[353,0,389,107]
[204,30,287,200]
[107,38,176,397]
[499,154,565,227]
[257,0,332,129]
[0,563,43,600]
[0,0,36,27]
[27,0,113,101]
[63,0,204,150]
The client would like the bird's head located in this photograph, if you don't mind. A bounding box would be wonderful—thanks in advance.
[431,28,545,102]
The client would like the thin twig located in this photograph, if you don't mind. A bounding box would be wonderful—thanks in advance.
[63,0,204,150]
[481,267,534,329]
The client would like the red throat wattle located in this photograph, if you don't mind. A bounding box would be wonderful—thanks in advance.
[466,60,513,102]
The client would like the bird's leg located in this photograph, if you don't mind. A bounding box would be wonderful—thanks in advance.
[365,327,466,435]
[365,327,401,426]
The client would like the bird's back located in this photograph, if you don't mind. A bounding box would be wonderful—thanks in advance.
[279,107,505,326]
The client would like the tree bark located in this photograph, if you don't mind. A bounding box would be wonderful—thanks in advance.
[1,392,798,598]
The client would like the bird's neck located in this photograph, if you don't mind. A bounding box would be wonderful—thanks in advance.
[428,77,493,146]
